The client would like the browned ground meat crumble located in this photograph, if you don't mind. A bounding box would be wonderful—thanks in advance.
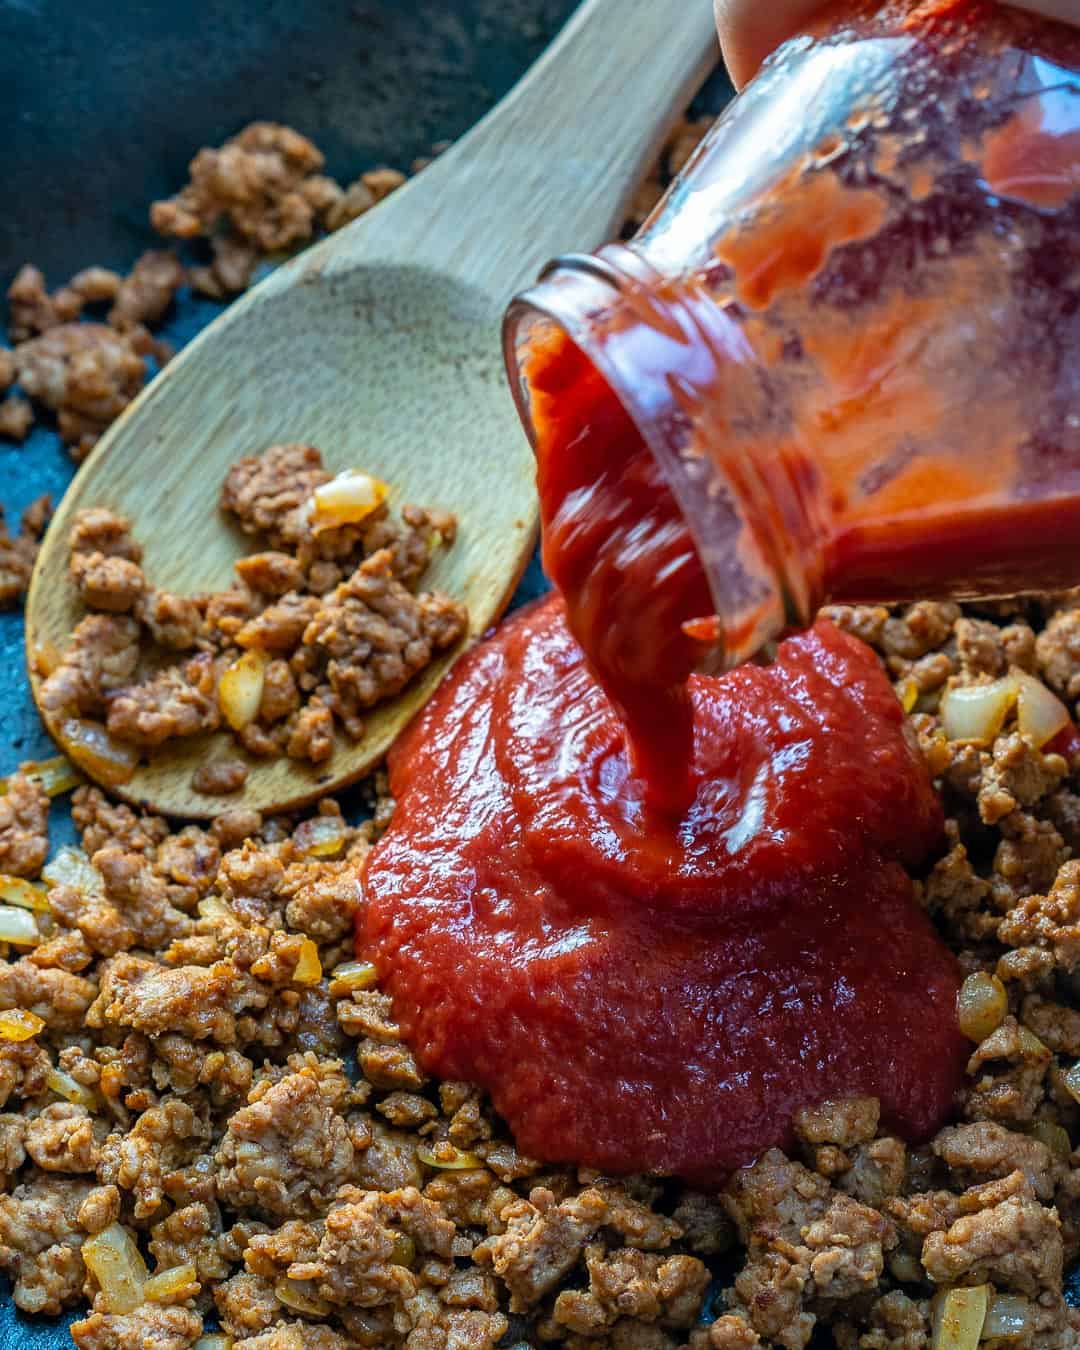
[1,122,413,460]
[6,113,1080,1348]
[40,445,466,793]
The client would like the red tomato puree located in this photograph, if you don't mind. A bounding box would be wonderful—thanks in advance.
[363,594,965,1182]
[362,332,967,1181]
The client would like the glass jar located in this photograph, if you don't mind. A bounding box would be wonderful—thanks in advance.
[505,0,1080,671]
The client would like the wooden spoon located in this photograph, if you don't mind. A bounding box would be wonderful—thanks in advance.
[26,0,719,819]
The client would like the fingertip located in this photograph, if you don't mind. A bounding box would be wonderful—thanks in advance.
[713,0,835,88]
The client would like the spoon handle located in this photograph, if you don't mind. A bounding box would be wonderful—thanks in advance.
[330,0,720,297]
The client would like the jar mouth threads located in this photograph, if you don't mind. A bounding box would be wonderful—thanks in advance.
[504,245,821,671]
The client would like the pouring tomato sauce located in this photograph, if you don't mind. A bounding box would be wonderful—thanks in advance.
[361,581,966,1180]
[360,337,967,1181]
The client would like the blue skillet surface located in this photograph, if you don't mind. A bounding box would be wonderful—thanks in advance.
[4,0,1071,1342]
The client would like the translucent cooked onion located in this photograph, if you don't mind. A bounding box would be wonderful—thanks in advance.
[275,1277,331,1316]
[940,679,1017,746]
[143,1263,199,1304]
[1012,668,1070,749]
[47,1067,98,1108]
[1018,1025,1050,1060]
[1063,1062,1080,1106]
[0,876,50,912]
[0,1009,45,1042]
[58,718,139,787]
[219,650,267,730]
[293,814,347,859]
[1029,1119,1071,1159]
[983,1294,1034,1341]
[390,1234,415,1268]
[31,640,62,678]
[896,677,919,715]
[292,938,323,987]
[417,1143,484,1170]
[0,755,82,799]
[42,846,104,895]
[0,906,40,948]
[931,1285,989,1350]
[81,1223,148,1314]
[330,960,378,993]
[19,755,83,798]
[309,470,388,533]
[956,972,1008,1043]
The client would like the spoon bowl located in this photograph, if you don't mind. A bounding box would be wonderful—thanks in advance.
[28,266,527,817]
[26,0,718,818]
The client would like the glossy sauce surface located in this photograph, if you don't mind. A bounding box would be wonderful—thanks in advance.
[362,596,967,1182]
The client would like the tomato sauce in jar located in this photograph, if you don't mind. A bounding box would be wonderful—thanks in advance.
[507,0,1080,694]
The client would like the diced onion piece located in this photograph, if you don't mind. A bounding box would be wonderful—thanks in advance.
[19,755,83,798]
[194,1339,234,1350]
[1012,668,1070,749]
[293,938,322,987]
[32,640,63,678]
[47,1067,98,1109]
[275,1277,331,1316]
[1018,1025,1050,1060]
[922,728,952,779]
[417,1143,484,1170]
[931,1286,989,1350]
[956,972,1008,1043]
[42,846,104,895]
[940,678,1017,746]
[330,960,378,993]
[1063,1062,1080,1105]
[293,814,347,859]
[309,470,388,533]
[82,1223,148,1314]
[1030,1119,1071,1159]
[0,1009,45,1042]
[982,1294,1033,1341]
[58,718,138,787]
[219,650,267,731]
[0,906,40,948]
[0,876,50,912]
[390,1234,415,1268]
[143,1263,199,1304]
[896,678,919,715]
[197,897,232,920]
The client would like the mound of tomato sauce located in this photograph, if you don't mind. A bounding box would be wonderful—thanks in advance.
[361,594,966,1184]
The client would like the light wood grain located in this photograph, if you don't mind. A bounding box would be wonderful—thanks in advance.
[26,0,719,819]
